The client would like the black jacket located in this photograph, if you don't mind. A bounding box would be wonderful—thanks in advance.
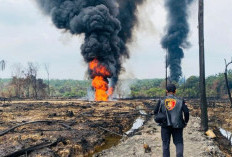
[154,95,189,128]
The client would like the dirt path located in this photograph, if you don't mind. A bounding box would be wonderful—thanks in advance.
[95,116,226,157]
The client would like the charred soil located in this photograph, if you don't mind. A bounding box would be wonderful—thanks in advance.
[187,99,232,156]
[0,100,155,157]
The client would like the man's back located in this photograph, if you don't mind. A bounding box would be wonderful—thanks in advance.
[154,84,189,157]
[159,95,189,128]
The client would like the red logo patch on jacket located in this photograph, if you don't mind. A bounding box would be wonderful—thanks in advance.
[165,98,176,110]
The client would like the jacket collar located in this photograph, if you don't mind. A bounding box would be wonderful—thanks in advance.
[167,94,175,97]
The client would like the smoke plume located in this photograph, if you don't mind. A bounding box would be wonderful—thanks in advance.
[161,0,194,82]
[117,0,145,43]
[36,0,145,92]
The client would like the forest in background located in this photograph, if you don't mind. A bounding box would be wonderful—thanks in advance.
[0,69,231,100]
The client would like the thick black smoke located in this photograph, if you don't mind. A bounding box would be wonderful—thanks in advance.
[112,0,146,86]
[36,0,145,88]
[161,0,194,82]
[117,0,145,43]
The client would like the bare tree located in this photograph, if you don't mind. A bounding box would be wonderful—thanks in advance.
[22,70,31,98]
[0,60,6,97]
[9,63,47,99]
[11,63,24,98]
[27,62,39,99]
[37,78,47,98]
[11,63,23,77]
[44,63,50,97]
[224,58,232,107]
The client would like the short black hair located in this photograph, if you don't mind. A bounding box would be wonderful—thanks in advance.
[166,84,176,93]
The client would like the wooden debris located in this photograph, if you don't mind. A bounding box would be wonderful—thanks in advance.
[205,130,216,139]
[5,137,65,157]
[0,120,56,136]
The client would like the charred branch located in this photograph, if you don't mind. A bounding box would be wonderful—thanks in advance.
[5,137,65,157]
[60,123,72,130]
[98,126,124,137]
[0,120,59,136]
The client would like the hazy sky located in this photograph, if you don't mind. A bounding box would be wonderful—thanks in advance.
[0,0,231,80]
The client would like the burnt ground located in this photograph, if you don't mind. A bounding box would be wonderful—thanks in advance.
[189,99,232,155]
[0,99,231,157]
[95,116,225,157]
[0,100,156,157]
[94,99,231,157]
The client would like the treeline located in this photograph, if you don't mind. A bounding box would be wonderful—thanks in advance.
[48,80,90,98]
[0,62,90,99]
[0,69,231,99]
[0,78,90,99]
[0,63,47,99]
[130,79,165,98]
[130,70,232,99]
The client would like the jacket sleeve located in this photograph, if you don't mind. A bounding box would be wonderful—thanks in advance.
[154,99,161,116]
[182,100,189,124]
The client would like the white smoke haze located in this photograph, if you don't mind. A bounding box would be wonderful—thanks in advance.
[136,0,158,35]
[109,69,135,99]
[113,79,136,99]
[86,87,95,101]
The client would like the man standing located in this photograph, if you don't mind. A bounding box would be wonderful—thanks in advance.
[154,84,189,157]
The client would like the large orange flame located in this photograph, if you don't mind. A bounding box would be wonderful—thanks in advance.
[89,59,111,101]
[92,76,109,101]
[89,59,111,76]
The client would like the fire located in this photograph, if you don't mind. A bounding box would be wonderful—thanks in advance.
[89,59,111,101]
[89,59,111,76]
[92,76,109,101]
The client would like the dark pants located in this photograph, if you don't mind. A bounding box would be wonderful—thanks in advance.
[161,127,183,157]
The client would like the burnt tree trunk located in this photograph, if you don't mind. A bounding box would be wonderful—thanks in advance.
[33,77,38,99]
[224,59,232,107]
[198,0,208,131]
[48,74,50,97]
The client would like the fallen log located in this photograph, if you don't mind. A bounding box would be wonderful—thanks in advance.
[60,123,72,130]
[5,137,64,157]
[0,120,57,136]
[98,126,124,137]
[14,128,79,133]
[0,120,73,136]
